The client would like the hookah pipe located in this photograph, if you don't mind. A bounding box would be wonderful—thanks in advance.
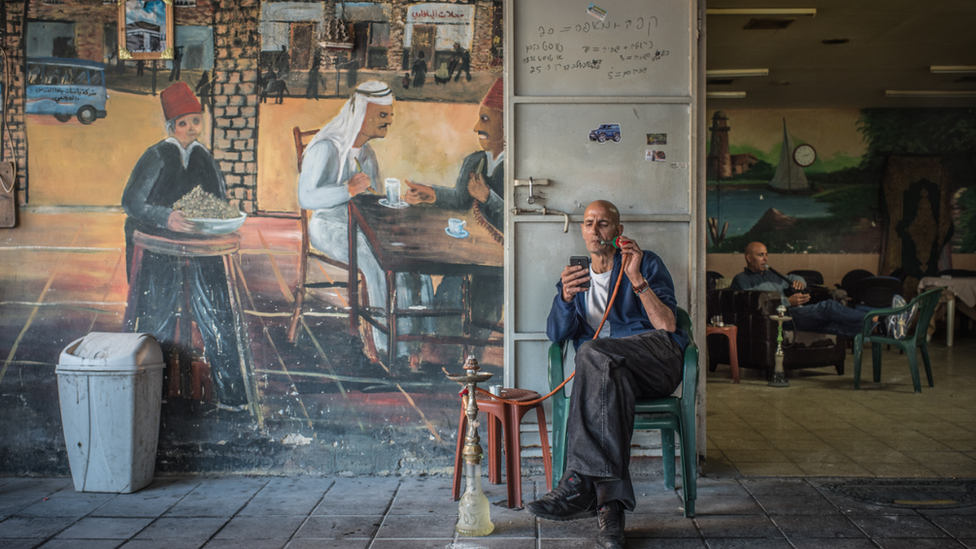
[464,237,634,407]
[765,265,807,296]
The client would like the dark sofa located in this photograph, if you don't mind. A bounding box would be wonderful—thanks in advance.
[706,288,848,379]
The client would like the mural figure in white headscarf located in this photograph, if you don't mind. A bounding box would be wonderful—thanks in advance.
[298,81,433,365]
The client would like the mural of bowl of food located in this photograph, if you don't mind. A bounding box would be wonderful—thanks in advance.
[173,186,246,235]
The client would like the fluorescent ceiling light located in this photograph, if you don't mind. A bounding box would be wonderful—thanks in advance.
[707,69,769,78]
[930,66,976,74]
[886,90,976,98]
[707,92,747,99]
[706,8,816,17]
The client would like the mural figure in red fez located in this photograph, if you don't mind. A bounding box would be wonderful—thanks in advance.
[403,78,504,230]
[121,81,250,412]
[402,79,505,359]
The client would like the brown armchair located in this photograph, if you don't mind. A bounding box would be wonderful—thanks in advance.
[706,289,848,379]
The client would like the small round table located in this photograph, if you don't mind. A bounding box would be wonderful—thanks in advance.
[451,388,553,509]
[707,324,739,384]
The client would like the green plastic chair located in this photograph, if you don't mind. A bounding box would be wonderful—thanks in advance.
[547,307,699,517]
[853,287,943,393]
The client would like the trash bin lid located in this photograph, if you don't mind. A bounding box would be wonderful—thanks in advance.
[57,333,165,373]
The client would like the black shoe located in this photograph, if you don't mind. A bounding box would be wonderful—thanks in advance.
[525,472,597,521]
[596,500,626,549]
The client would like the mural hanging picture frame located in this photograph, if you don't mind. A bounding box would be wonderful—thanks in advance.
[118,0,175,60]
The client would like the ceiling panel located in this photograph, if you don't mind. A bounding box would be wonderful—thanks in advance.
[706,0,976,109]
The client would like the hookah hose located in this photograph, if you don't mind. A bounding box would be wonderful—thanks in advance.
[465,251,632,407]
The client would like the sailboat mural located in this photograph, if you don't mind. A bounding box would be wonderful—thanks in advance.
[769,118,809,192]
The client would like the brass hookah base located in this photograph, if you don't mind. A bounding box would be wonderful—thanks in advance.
[447,356,495,537]
[769,305,791,387]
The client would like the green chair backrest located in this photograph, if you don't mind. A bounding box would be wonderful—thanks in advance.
[908,288,943,343]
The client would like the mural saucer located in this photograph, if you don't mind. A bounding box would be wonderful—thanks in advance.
[379,198,409,209]
[446,227,469,239]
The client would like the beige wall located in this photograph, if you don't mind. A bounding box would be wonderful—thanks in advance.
[708,253,976,288]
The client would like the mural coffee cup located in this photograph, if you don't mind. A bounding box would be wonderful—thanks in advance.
[385,178,401,205]
[448,218,466,234]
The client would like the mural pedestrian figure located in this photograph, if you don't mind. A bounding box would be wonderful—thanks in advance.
[168,45,183,82]
[195,70,212,112]
[453,45,472,82]
[274,45,289,75]
[404,79,506,357]
[298,81,433,367]
[411,51,427,89]
[150,60,158,96]
[345,58,359,90]
[447,43,462,80]
[305,52,325,100]
[136,60,144,77]
[121,81,250,412]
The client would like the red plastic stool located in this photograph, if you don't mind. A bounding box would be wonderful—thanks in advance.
[707,324,739,383]
[452,388,553,508]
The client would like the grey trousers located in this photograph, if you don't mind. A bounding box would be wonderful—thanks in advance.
[565,330,683,511]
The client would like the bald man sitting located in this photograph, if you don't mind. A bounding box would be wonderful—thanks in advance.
[730,242,870,338]
[526,200,690,549]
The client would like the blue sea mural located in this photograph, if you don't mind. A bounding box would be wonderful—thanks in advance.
[706,109,976,255]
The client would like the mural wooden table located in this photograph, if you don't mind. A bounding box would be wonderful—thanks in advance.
[918,277,976,347]
[348,196,504,370]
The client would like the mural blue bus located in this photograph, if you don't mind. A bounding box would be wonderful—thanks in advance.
[26,57,108,124]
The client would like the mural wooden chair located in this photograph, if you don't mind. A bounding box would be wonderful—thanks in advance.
[286,126,375,359]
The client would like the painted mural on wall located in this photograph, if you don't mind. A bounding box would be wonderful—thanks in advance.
[706,108,976,256]
[0,0,508,476]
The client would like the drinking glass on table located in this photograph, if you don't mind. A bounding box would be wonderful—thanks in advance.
[385,178,401,206]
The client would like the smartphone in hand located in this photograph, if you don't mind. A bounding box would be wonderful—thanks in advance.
[570,256,591,289]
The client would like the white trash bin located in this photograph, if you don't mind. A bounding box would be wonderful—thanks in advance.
[57,332,165,493]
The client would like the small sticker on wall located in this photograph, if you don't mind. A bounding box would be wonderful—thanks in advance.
[670,162,688,169]
[588,123,621,143]
[646,133,668,145]
[587,3,608,21]
[646,150,666,162]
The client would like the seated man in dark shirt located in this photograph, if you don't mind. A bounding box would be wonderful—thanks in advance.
[525,200,690,549]
[731,241,870,338]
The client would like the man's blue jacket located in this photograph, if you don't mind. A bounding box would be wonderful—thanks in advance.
[546,250,690,352]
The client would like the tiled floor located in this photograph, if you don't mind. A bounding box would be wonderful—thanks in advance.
[705,336,976,479]
[3,474,976,549]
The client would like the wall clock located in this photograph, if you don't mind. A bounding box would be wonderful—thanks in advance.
[793,144,817,167]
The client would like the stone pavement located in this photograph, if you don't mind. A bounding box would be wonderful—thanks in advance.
[2,474,976,548]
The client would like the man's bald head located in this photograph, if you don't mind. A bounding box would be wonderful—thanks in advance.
[744,241,768,273]
[584,200,620,226]
[581,200,623,255]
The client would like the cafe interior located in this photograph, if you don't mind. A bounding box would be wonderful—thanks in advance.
[701,0,976,479]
